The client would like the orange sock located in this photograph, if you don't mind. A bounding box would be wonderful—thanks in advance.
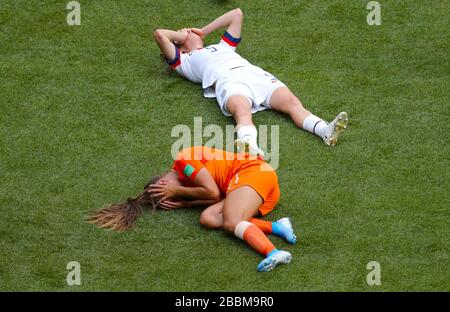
[234,221,276,256]
[250,218,273,234]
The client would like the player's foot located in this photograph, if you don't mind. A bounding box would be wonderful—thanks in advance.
[272,217,297,244]
[323,112,348,146]
[257,249,292,272]
[234,138,264,158]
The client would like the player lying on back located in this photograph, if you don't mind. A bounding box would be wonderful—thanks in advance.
[153,8,349,156]
[88,146,297,272]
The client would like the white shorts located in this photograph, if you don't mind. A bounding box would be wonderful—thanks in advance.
[214,65,286,116]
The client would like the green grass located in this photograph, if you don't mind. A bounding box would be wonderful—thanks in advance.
[0,0,448,291]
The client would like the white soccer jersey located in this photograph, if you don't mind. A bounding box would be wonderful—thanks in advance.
[166,31,250,98]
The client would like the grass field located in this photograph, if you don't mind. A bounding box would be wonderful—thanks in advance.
[0,0,449,291]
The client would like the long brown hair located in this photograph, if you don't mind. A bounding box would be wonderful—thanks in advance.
[87,174,164,232]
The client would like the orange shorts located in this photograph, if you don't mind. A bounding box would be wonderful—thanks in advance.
[226,162,280,216]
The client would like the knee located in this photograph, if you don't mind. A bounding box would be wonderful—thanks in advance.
[232,106,251,120]
[280,95,306,117]
[287,95,304,111]
[199,211,221,229]
[227,97,252,117]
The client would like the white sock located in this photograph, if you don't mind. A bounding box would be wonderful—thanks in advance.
[236,125,258,148]
[234,221,252,240]
[302,114,328,139]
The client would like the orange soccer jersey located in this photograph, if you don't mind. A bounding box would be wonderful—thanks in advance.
[172,146,280,216]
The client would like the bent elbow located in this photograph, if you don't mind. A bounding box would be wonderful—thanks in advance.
[153,29,163,41]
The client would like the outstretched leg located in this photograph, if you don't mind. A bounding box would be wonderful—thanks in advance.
[268,87,348,145]
[226,95,264,156]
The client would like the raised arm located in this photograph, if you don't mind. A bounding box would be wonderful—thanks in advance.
[153,28,189,61]
[200,8,243,39]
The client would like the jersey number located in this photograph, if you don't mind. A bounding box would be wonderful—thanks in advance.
[206,47,217,53]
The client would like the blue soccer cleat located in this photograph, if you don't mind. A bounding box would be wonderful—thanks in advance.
[272,217,297,244]
[257,249,292,272]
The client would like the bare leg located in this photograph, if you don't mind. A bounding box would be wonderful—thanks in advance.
[226,95,254,127]
[221,186,291,271]
[268,86,348,145]
[199,193,298,245]
[199,187,261,231]
[226,96,263,154]
[199,200,224,229]
[222,186,262,233]
[268,86,311,128]
[200,199,273,234]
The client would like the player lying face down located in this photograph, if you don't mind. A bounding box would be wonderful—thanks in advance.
[88,146,297,272]
[153,8,349,157]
